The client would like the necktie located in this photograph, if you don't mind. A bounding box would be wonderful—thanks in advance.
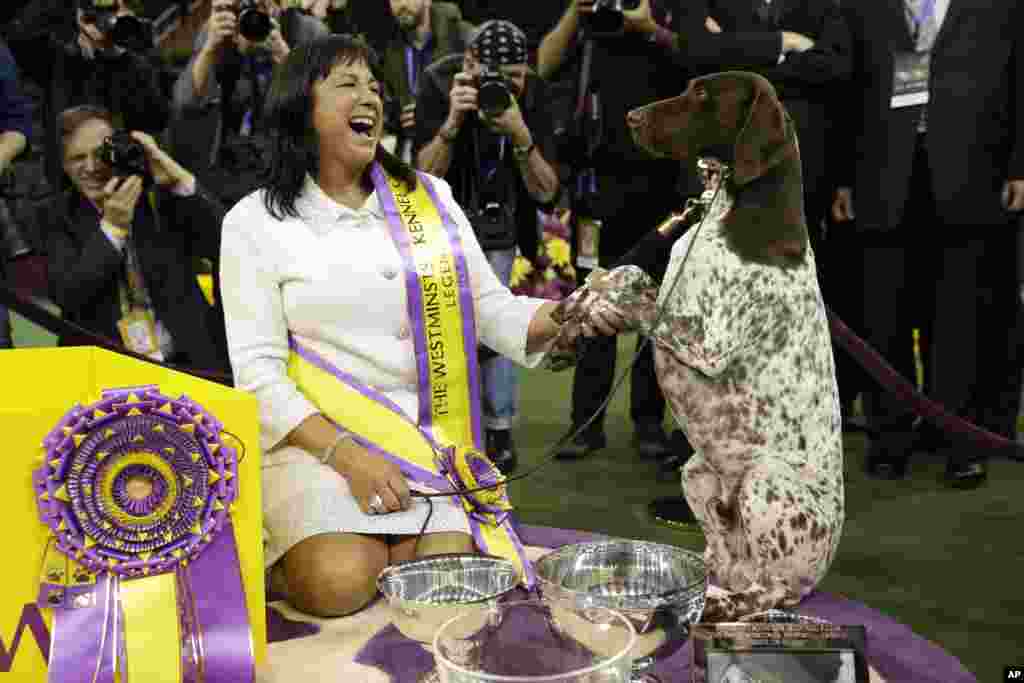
[905,0,939,51]
[904,0,940,131]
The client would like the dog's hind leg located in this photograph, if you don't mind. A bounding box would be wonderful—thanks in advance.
[696,461,842,622]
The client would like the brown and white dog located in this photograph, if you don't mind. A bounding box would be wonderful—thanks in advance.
[551,72,844,621]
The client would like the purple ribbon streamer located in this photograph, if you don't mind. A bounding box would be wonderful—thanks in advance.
[186,518,254,683]
[48,574,116,683]
[371,164,434,435]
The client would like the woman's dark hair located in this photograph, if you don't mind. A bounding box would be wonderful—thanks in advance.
[261,33,417,221]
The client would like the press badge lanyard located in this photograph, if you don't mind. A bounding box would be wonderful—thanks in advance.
[904,0,937,44]
[404,35,433,96]
[93,190,164,357]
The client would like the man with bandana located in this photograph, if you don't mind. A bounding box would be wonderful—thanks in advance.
[378,0,473,164]
[415,19,561,474]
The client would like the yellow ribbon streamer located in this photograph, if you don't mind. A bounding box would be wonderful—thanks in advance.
[119,573,182,683]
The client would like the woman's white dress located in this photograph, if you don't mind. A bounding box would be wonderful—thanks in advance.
[220,174,549,567]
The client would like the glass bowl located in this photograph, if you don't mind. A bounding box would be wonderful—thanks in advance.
[534,540,707,678]
[433,598,636,682]
[377,553,521,645]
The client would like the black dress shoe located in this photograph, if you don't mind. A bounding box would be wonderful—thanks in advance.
[648,495,701,532]
[865,429,917,480]
[485,429,518,475]
[553,425,607,460]
[633,421,672,459]
[945,454,987,489]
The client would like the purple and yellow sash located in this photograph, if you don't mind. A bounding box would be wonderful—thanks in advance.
[32,386,253,683]
[287,164,534,586]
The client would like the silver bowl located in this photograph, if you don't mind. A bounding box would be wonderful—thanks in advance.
[377,553,520,645]
[535,540,707,679]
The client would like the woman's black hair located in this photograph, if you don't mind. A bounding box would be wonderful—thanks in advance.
[261,33,418,221]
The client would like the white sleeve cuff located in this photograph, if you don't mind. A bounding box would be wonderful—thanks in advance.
[259,386,321,452]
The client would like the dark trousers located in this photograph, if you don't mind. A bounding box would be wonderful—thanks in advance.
[860,133,1005,433]
[568,168,677,432]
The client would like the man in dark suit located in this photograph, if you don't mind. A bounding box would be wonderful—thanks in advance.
[39,105,230,378]
[705,0,863,421]
[705,0,850,232]
[831,0,1024,487]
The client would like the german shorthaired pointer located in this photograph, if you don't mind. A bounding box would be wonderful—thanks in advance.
[549,72,844,622]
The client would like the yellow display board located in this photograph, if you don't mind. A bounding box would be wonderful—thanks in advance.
[0,347,265,678]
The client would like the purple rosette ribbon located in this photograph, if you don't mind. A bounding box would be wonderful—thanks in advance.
[30,385,253,683]
[436,445,515,525]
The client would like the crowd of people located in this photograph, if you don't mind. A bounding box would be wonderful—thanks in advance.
[0,0,1021,615]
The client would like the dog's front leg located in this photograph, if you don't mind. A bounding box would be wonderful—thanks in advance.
[545,265,661,370]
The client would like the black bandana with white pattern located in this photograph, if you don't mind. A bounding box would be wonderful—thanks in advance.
[470,20,528,66]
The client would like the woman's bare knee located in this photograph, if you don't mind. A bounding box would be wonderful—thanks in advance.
[279,533,388,618]
[414,531,475,558]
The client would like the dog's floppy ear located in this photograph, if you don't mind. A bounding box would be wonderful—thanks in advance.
[732,82,790,185]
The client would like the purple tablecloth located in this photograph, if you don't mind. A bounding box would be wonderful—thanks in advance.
[267,524,977,683]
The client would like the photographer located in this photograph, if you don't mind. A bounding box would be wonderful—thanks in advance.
[415,20,560,473]
[168,0,327,206]
[537,0,793,464]
[0,38,31,349]
[2,0,168,136]
[35,105,230,376]
[378,0,473,163]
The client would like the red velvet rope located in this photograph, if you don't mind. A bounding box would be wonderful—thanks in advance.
[827,307,1021,455]
[3,281,1020,456]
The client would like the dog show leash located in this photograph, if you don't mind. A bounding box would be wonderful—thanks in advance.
[403,162,729,544]
[2,160,1018,552]
[404,157,1022,546]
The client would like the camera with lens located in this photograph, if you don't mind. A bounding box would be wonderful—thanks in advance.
[476,67,513,118]
[467,183,517,251]
[97,131,150,179]
[237,0,273,42]
[78,0,154,53]
[585,0,642,37]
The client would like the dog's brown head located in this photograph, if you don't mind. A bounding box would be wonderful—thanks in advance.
[627,71,791,184]
[627,71,807,267]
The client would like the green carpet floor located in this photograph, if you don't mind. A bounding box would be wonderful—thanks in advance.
[9,314,1021,680]
[509,336,1020,683]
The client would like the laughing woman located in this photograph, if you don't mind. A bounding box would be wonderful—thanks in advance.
[219,34,616,617]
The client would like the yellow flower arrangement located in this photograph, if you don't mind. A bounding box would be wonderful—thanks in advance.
[546,236,572,268]
[510,255,535,288]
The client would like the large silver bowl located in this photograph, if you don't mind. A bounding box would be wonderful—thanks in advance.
[377,553,520,645]
[535,540,707,677]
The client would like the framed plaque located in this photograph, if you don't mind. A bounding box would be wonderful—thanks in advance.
[692,612,868,683]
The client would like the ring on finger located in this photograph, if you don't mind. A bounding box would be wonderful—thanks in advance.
[368,493,385,515]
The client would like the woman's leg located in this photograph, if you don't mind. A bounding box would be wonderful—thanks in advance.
[271,532,389,618]
[389,531,476,565]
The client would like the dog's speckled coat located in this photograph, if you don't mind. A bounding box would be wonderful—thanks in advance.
[549,72,844,621]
